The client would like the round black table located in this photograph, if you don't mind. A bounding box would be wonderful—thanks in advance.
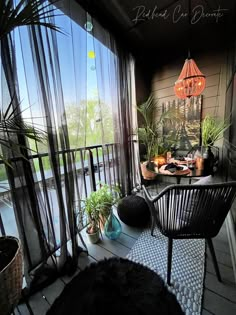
[47,257,184,315]
[146,161,206,184]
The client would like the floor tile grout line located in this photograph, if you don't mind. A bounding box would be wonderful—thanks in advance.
[205,288,236,304]
[95,243,120,257]
[205,270,236,286]
[119,231,139,240]
[202,307,215,315]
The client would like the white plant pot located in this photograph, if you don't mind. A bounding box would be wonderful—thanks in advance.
[86,230,100,244]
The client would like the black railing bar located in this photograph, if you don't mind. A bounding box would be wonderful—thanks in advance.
[0,154,115,194]
[79,150,87,197]
[106,145,112,185]
[96,148,101,182]
[87,150,96,192]
[101,146,107,183]
[0,143,118,165]
[114,144,121,186]
[111,144,116,184]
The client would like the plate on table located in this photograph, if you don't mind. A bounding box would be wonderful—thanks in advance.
[159,164,191,176]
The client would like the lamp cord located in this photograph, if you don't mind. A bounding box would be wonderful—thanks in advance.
[188,0,191,59]
[188,0,191,25]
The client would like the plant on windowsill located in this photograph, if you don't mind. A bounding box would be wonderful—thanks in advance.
[0,1,60,315]
[137,94,182,179]
[83,184,121,243]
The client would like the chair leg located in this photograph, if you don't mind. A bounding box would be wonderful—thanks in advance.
[151,216,155,236]
[167,238,173,286]
[207,238,222,282]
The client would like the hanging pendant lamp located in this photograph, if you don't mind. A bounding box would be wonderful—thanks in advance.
[174,57,206,99]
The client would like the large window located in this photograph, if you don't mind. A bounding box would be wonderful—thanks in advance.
[0,0,119,237]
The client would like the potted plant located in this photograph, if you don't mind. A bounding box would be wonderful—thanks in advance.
[0,1,60,314]
[96,184,121,240]
[83,184,121,242]
[96,184,121,228]
[137,94,181,179]
[83,192,101,244]
[201,115,230,173]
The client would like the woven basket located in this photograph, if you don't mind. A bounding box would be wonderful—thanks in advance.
[0,236,23,315]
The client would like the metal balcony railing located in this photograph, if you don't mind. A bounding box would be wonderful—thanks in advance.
[0,143,120,237]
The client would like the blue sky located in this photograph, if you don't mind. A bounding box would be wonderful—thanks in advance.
[13,7,114,124]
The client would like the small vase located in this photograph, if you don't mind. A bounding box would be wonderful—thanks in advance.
[203,146,215,175]
[104,210,122,240]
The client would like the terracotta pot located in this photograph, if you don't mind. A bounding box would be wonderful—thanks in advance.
[140,162,157,180]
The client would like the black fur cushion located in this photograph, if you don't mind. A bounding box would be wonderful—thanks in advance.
[47,257,184,315]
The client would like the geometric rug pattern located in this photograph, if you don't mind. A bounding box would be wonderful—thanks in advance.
[127,227,206,315]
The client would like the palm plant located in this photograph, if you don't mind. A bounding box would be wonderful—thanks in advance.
[0,0,61,40]
[137,94,182,162]
[0,0,61,165]
[202,115,230,147]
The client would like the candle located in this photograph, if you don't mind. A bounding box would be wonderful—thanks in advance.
[196,157,204,170]
[166,151,172,163]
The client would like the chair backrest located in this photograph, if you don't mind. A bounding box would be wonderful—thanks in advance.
[143,182,236,239]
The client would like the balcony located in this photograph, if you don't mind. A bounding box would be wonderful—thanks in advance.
[1,1,236,315]
[12,193,236,315]
[0,143,119,238]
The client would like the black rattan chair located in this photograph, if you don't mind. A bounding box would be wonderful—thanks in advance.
[143,182,236,285]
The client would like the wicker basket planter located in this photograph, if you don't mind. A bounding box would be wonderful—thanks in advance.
[0,236,23,315]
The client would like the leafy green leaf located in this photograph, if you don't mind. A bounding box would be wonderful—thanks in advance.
[0,0,62,40]
[202,116,230,146]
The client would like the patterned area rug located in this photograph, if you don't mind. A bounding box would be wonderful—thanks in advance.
[127,228,206,315]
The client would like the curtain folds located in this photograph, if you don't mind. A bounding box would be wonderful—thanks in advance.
[0,0,141,294]
[92,17,141,195]
[116,53,141,194]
